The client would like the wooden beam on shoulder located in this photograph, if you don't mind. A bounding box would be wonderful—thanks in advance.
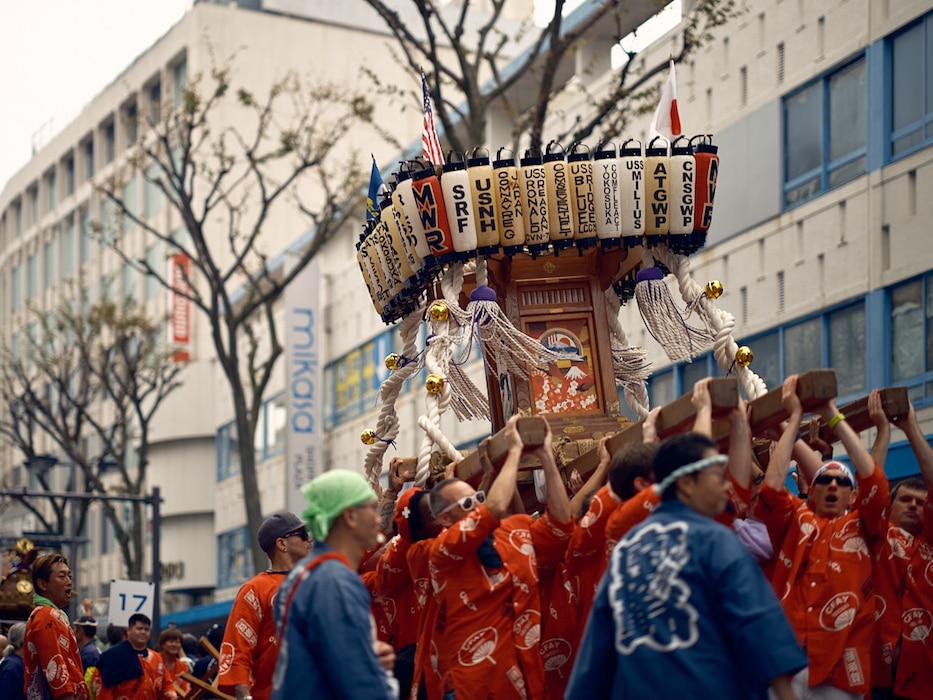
[566,377,739,478]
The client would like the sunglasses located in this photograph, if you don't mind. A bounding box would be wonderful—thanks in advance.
[283,527,310,541]
[440,490,486,515]
[813,474,853,488]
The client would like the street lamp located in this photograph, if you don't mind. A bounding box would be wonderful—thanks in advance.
[23,454,79,619]
[4,461,162,632]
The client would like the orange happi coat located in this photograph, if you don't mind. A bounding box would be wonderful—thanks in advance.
[756,465,889,695]
[429,504,572,700]
[217,570,286,700]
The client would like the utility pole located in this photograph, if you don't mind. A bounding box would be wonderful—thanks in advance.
[0,486,163,632]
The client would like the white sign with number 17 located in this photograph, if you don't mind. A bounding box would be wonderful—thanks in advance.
[108,579,154,627]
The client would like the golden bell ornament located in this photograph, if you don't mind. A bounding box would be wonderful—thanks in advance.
[425,374,445,395]
[360,429,377,445]
[429,301,450,322]
[735,346,754,367]
[385,353,401,371]
[705,280,724,299]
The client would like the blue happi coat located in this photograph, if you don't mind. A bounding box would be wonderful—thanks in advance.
[567,499,807,699]
[271,542,397,700]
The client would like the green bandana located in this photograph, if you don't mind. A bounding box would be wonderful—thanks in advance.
[33,593,70,623]
[301,469,377,541]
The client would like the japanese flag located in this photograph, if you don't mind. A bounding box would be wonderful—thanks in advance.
[649,59,682,142]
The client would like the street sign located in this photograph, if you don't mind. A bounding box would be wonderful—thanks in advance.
[108,579,154,627]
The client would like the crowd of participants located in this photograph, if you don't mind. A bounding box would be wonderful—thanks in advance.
[6,374,933,699]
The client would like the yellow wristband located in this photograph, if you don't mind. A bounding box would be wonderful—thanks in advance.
[827,412,846,430]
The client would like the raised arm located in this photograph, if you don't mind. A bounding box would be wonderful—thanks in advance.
[893,400,933,489]
[485,415,524,519]
[691,377,713,437]
[818,397,875,479]
[642,406,662,444]
[763,376,804,491]
[569,436,611,517]
[534,418,571,523]
[868,389,891,470]
[378,457,411,534]
[726,397,752,490]
[791,438,824,484]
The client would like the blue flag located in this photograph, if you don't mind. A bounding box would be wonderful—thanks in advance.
[366,155,384,220]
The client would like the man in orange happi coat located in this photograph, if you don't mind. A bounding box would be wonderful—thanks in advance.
[23,553,90,700]
[869,399,933,700]
[95,614,175,700]
[428,415,573,700]
[217,511,311,700]
[757,375,890,699]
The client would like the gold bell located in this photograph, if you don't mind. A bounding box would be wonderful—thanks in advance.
[705,280,724,299]
[385,353,401,371]
[735,346,754,367]
[425,374,445,395]
[360,429,377,445]
[429,301,449,322]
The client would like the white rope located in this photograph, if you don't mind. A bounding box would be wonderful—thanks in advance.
[474,257,488,287]
[363,304,424,492]
[603,288,651,418]
[418,415,463,464]
[415,265,465,487]
[652,244,769,399]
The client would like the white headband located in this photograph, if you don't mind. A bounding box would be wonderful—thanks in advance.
[654,454,729,494]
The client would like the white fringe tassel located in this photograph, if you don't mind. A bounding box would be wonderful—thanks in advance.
[603,288,651,418]
[652,243,769,399]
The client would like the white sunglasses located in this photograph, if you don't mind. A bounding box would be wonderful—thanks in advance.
[440,490,486,514]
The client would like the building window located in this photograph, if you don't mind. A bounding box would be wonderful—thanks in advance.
[104,121,115,164]
[828,302,866,396]
[79,210,92,264]
[15,200,23,235]
[30,186,39,226]
[43,238,57,289]
[648,370,674,406]
[149,81,161,123]
[216,422,241,481]
[890,13,933,158]
[63,219,75,274]
[145,241,164,299]
[173,58,188,107]
[122,173,139,224]
[217,527,250,589]
[745,330,780,393]
[27,253,38,300]
[64,155,75,196]
[122,265,139,301]
[46,170,57,211]
[891,273,933,401]
[144,165,163,218]
[324,329,396,429]
[784,56,867,207]
[126,102,138,146]
[84,138,95,178]
[783,317,821,376]
[256,393,287,461]
[11,264,22,310]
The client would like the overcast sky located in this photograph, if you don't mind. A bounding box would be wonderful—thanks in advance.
[0,0,190,189]
[0,0,677,191]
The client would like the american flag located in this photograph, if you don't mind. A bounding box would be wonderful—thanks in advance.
[421,71,444,165]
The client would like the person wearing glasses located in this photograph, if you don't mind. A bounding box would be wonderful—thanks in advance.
[756,375,891,700]
[217,511,311,700]
[427,414,573,700]
[272,469,398,700]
